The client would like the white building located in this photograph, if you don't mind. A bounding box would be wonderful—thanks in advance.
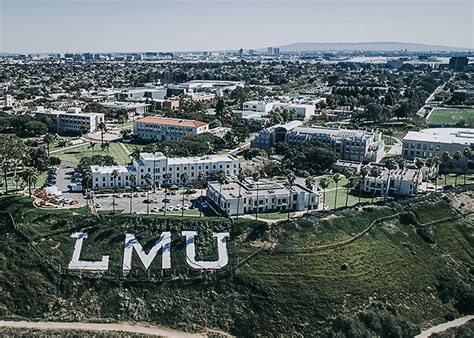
[362,167,423,197]
[403,128,474,166]
[242,100,276,113]
[118,87,167,101]
[133,117,209,141]
[283,103,316,120]
[91,152,239,189]
[206,179,319,216]
[35,107,105,134]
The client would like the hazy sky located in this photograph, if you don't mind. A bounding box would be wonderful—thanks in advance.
[1,0,473,53]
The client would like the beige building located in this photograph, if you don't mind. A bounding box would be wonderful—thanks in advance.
[133,116,209,141]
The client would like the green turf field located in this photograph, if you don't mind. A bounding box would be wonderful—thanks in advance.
[428,107,474,126]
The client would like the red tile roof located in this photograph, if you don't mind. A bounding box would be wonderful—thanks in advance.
[135,117,208,128]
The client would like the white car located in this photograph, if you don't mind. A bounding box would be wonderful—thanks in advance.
[175,204,183,210]
[151,207,159,212]
[63,198,73,204]
[183,204,190,210]
[166,206,174,211]
[140,192,146,197]
[95,202,102,208]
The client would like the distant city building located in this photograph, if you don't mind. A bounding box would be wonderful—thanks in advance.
[91,152,239,189]
[167,80,244,97]
[118,87,167,101]
[133,116,209,141]
[35,107,104,134]
[206,179,319,216]
[403,128,474,165]
[273,47,280,57]
[449,57,469,72]
[267,47,273,55]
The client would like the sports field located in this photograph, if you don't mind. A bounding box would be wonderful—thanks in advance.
[428,107,474,126]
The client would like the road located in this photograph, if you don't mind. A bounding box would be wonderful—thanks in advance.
[415,315,474,338]
[0,320,205,337]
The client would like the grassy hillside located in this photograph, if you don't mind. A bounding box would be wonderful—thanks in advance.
[0,193,472,336]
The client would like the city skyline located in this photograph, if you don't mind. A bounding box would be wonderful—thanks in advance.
[1,0,473,53]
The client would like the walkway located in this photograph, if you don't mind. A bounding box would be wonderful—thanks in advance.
[415,315,474,338]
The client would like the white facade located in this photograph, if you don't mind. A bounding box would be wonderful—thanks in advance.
[284,103,316,120]
[206,179,319,216]
[242,100,276,113]
[100,101,150,120]
[133,117,209,141]
[362,167,423,197]
[118,87,167,101]
[91,152,240,189]
[35,107,105,134]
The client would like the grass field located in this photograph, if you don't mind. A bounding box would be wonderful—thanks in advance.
[428,107,474,126]
[55,142,131,165]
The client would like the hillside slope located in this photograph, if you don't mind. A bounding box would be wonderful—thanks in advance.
[0,193,472,336]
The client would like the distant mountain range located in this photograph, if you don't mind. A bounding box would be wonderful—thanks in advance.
[272,42,469,52]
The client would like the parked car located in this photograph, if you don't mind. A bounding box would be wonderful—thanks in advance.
[95,202,102,208]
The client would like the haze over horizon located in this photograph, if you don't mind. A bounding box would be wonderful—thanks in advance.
[1,0,473,53]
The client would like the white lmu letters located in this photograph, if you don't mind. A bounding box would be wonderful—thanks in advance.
[68,231,230,272]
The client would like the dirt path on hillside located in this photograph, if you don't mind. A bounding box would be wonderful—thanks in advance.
[415,315,474,338]
[0,320,206,337]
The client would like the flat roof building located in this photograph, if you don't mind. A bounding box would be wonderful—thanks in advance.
[133,116,209,141]
[35,107,105,135]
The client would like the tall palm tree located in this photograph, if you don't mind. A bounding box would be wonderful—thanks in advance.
[21,168,38,197]
[452,151,462,186]
[236,172,246,219]
[162,172,172,216]
[432,156,441,193]
[332,173,341,210]
[344,169,354,208]
[111,169,119,213]
[441,152,451,187]
[216,170,227,218]
[358,167,369,204]
[463,148,471,185]
[319,177,330,211]
[180,172,189,217]
[129,174,136,215]
[197,172,208,218]
[396,159,405,198]
[43,133,55,157]
[144,173,152,215]
[98,122,107,146]
[304,176,315,217]
[286,171,296,220]
[384,158,398,201]
[101,141,111,155]
[252,171,260,220]
[88,141,97,156]
[131,147,142,161]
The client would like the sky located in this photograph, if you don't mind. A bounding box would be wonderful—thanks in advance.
[1,0,473,53]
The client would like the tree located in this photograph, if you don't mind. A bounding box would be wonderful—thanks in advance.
[129,174,136,215]
[197,172,208,218]
[432,156,441,192]
[282,140,338,175]
[236,172,246,219]
[452,151,462,186]
[252,171,261,220]
[286,172,296,220]
[97,122,107,145]
[396,159,405,197]
[304,176,315,217]
[216,170,227,218]
[332,174,341,209]
[369,167,381,203]
[88,141,97,155]
[215,97,226,117]
[43,133,55,157]
[21,168,38,197]
[384,158,398,200]
[180,172,189,217]
[463,148,472,185]
[101,141,110,154]
[144,173,152,215]
[131,147,142,161]
[162,172,172,216]
[344,169,354,207]
[441,152,452,187]
[364,103,384,122]
[111,169,119,213]
[319,177,330,211]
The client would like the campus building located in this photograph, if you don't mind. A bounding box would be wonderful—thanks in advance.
[35,107,105,134]
[100,101,150,120]
[403,128,474,166]
[133,117,209,141]
[118,87,167,101]
[206,179,319,216]
[91,152,240,189]
[362,166,423,197]
[252,122,385,162]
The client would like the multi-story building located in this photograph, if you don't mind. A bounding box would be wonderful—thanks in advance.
[362,166,423,197]
[118,87,167,101]
[100,101,150,120]
[91,152,240,189]
[449,57,469,72]
[206,179,319,216]
[252,122,385,162]
[403,128,474,166]
[133,117,209,141]
[35,107,105,134]
[242,100,276,113]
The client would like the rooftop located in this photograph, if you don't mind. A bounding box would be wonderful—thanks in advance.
[404,128,474,145]
[134,116,208,128]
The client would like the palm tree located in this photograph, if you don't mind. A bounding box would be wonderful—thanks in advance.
[332,174,341,210]
[384,158,398,201]
[441,152,451,187]
[197,172,208,218]
[432,156,441,193]
[88,141,97,155]
[358,167,369,204]
[21,168,38,197]
[452,151,462,186]
[344,169,354,208]
[129,174,136,215]
[101,141,111,155]
[144,173,152,215]
[304,176,315,216]
[369,167,381,203]
[43,133,55,157]
[162,172,172,216]
[216,170,227,218]
[131,147,142,161]
[98,122,107,145]
[180,172,189,217]
[111,169,119,213]
[463,148,471,185]
[286,171,296,220]
[236,172,246,219]
[319,177,330,211]
[252,172,260,220]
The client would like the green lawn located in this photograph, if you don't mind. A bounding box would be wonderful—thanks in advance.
[55,143,131,165]
[428,107,474,126]
[383,136,395,145]
[257,211,295,220]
